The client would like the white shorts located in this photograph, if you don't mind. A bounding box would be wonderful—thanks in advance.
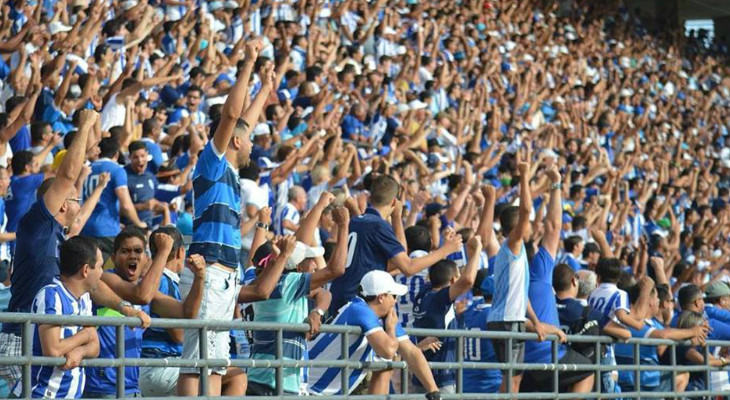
[179,264,240,375]
[139,364,179,396]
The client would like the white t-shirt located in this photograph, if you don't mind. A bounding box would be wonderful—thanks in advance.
[240,178,268,250]
[101,93,126,131]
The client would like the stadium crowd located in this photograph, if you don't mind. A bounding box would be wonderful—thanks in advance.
[2,0,730,398]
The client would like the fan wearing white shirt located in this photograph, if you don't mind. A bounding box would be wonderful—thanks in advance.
[275,185,307,236]
[239,163,269,268]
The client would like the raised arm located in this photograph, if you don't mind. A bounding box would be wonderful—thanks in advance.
[449,235,482,301]
[68,172,110,237]
[310,207,349,290]
[213,40,260,153]
[508,160,532,255]
[239,235,296,303]
[296,192,335,246]
[388,229,462,277]
[152,254,207,319]
[44,109,96,215]
[476,185,499,257]
[542,165,563,258]
[100,233,172,304]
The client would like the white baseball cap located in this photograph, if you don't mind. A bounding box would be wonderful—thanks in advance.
[48,21,72,35]
[360,270,408,297]
[252,123,270,137]
[286,241,325,269]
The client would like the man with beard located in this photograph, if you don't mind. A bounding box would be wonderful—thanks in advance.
[179,38,276,396]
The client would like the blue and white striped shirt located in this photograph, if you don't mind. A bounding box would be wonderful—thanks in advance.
[275,203,300,236]
[308,297,407,395]
[16,279,92,398]
[189,141,242,268]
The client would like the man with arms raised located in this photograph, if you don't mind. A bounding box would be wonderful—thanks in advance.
[0,110,149,392]
[179,38,276,396]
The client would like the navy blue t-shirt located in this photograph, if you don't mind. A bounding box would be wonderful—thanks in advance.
[2,197,64,335]
[412,286,457,387]
[556,297,589,334]
[463,299,501,393]
[328,207,404,313]
[6,173,44,246]
[125,166,157,226]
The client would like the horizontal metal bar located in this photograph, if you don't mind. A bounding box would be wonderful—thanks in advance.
[136,390,730,400]
[2,355,726,374]
[0,312,701,346]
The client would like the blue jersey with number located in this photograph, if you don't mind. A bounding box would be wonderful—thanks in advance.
[412,286,458,387]
[81,158,128,237]
[462,299,501,393]
[328,207,404,314]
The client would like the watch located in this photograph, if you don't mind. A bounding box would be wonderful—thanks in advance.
[256,222,269,230]
[550,182,563,190]
[118,300,133,312]
[311,308,325,318]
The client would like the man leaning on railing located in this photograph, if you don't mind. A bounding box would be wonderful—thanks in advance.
[0,110,151,394]
[9,237,103,399]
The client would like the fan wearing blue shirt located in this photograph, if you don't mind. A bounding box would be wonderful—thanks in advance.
[560,235,584,272]
[615,284,707,393]
[85,229,206,398]
[140,119,165,174]
[11,237,103,399]
[309,270,441,397]
[522,165,595,393]
[6,150,50,248]
[328,174,462,314]
[81,137,148,262]
[463,270,502,394]
[180,41,275,397]
[0,110,146,394]
[412,235,482,393]
[340,104,369,143]
[126,141,166,228]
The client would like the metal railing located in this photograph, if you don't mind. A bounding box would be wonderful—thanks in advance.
[1,312,729,399]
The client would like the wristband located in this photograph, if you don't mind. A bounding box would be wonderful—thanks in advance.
[550,182,562,190]
[256,222,269,230]
[311,308,325,318]
[425,391,441,400]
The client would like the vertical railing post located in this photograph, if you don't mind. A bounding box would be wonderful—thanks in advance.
[594,341,601,395]
[21,321,31,398]
[634,342,641,396]
[401,361,409,395]
[116,325,125,399]
[276,328,284,396]
[506,337,513,394]
[670,342,677,394]
[456,336,464,394]
[552,337,559,396]
[200,326,209,395]
[341,329,350,395]
[704,344,711,396]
